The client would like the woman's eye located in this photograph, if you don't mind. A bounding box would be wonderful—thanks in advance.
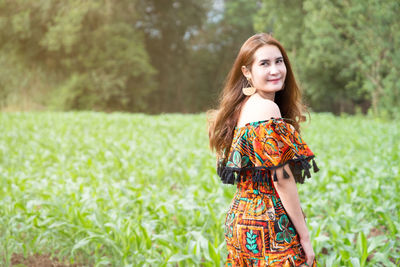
[276,59,283,64]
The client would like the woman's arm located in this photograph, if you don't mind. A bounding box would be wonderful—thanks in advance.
[273,164,309,239]
[273,164,315,265]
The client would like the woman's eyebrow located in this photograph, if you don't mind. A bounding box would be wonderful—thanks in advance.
[259,56,284,62]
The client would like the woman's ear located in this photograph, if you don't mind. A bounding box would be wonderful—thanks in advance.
[241,65,251,80]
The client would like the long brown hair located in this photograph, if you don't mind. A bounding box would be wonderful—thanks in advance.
[208,33,308,161]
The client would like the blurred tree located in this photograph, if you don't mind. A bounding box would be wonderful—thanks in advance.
[255,0,356,114]
[183,0,259,111]
[135,0,259,112]
[0,0,156,111]
[135,0,212,113]
[333,0,400,118]
[1,0,397,116]
[255,0,400,117]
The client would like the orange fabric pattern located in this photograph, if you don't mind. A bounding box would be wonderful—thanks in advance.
[217,117,319,185]
[217,118,319,266]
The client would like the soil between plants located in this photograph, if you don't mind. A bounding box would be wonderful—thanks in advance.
[11,253,83,267]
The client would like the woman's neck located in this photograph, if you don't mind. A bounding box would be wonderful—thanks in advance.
[255,91,275,102]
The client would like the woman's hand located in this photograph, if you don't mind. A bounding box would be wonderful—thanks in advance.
[300,237,315,266]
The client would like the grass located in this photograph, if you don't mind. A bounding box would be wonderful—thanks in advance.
[0,112,399,266]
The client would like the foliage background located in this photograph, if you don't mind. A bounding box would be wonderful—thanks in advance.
[1,112,399,266]
[0,0,399,117]
[1,0,400,266]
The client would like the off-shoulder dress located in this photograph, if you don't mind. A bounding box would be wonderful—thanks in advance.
[217,117,319,266]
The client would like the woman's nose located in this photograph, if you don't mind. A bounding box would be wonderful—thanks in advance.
[269,64,279,75]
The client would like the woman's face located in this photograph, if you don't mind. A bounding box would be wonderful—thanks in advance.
[243,44,287,95]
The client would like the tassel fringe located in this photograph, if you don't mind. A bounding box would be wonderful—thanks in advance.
[217,157,320,185]
[283,168,290,178]
[312,159,320,172]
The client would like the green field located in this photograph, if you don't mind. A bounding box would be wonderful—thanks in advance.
[0,112,399,266]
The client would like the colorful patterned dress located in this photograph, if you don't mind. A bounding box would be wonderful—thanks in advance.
[217,117,319,266]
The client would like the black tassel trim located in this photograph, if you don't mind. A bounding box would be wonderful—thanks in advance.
[283,168,290,178]
[252,170,258,183]
[291,163,304,184]
[305,167,311,178]
[235,170,242,183]
[217,156,320,185]
[258,170,264,182]
[219,164,234,184]
[229,172,235,184]
[298,155,312,180]
[312,159,320,172]
[253,170,259,184]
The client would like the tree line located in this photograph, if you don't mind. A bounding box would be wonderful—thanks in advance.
[0,0,398,117]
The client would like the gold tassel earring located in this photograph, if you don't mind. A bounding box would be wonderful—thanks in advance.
[242,77,256,96]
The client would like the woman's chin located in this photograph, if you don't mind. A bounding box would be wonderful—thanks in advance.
[258,85,284,93]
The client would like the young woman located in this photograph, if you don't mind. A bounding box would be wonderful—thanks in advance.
[208,33,319,266]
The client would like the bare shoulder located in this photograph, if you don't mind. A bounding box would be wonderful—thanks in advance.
[237,94,282,127]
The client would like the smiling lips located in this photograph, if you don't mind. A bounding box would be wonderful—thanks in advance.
[267,78,281,82]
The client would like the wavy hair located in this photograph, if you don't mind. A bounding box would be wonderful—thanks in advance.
[208,33,308,161]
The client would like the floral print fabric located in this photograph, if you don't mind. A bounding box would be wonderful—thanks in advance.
[217,117,319,185]
[219,118,319,266]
